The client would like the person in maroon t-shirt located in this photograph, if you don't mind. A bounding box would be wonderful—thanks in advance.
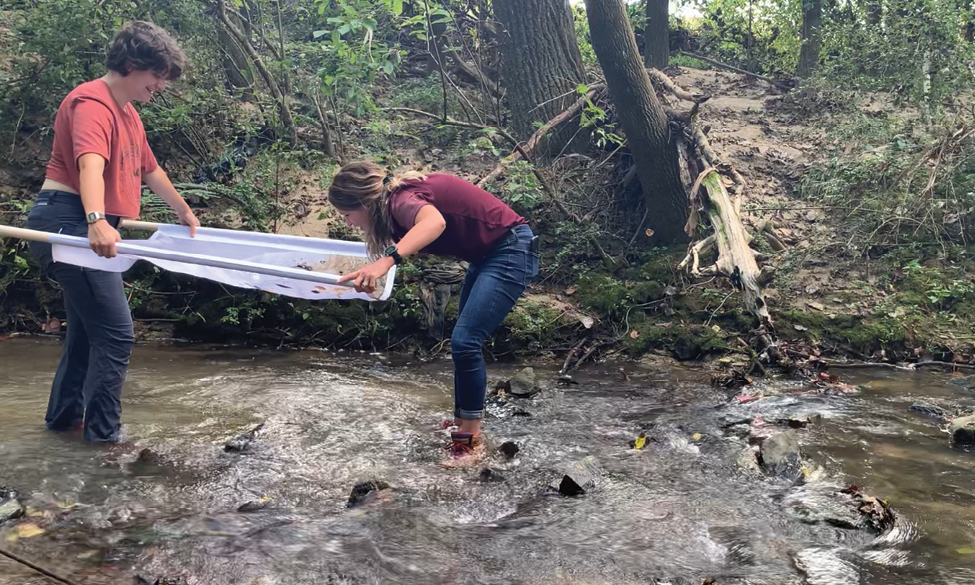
[328,161,539,465]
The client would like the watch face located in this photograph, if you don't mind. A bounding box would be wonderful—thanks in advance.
[384,246,397,255]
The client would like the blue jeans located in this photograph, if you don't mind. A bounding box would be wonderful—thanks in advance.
[25,191,132,443]
[452,224,539,420]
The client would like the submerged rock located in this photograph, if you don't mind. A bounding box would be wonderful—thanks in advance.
[759,431,802,480]
[498,441,520,459]
[909,402,952,421]
[237,496,271,512]
[224,422,265,453]
[346,480,390,508]
[950,375,975,391]
[508,367,539,398]
[949,415,975,445]
[478,468,505,482]
[558,456,600,496]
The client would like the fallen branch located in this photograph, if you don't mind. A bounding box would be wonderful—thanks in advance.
[678,51,792,91]
[758,219,788,252]
[478,84,604,188]
[913,360,975,371]
[0,547,81,585]
[383,107,517,146]
[648,68,710,103]
[561,337,590,375]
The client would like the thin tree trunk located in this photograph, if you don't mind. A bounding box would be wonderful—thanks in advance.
[865,0,882,25]
[796,0,823,78]
[494,0,586,152]
[215,0,296,146]
[644,0,670,69]
[584,0,688,243]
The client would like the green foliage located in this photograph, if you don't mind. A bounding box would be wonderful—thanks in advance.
[798,115,975,246]
[572,5,599,66]
[312,0,403,114]
[816,0,975,113]
[498,161,544,214]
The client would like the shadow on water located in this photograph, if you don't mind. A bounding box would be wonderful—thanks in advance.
[1,338,974,584]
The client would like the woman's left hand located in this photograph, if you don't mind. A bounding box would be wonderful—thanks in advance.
[338,257,394,294]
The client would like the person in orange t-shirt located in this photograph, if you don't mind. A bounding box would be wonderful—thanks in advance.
[24,21,199,444]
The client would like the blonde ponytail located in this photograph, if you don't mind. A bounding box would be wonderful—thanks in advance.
[327,161,427,258]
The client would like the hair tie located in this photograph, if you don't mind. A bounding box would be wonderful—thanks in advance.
[382,174,393,187]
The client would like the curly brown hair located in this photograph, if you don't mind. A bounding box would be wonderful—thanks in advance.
[106,21,186,81]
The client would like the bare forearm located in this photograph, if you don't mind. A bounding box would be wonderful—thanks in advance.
[78,155,107,215]
[396,216,446,257]
[144,167,190,215]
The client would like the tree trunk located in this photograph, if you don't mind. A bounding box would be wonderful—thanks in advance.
[584,0,688,243]
[494,0,586,151]
[796,0,823,78]
[644,0,670,69]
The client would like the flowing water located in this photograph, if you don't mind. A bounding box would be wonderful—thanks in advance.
[1,338,974,584]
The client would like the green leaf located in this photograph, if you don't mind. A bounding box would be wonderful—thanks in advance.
[313,30,327,38]
[383,61,393,75]
[317,212,327,220]
[577,83,590,94]
[338,24,351,35]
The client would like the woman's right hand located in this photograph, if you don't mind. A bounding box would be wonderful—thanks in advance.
[88,220,121,258]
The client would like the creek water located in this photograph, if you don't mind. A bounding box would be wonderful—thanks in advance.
[1,338,974,584]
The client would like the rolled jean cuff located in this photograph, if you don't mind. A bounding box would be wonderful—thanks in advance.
[455,407,484,420]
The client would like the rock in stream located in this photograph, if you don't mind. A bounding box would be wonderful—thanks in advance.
[759,431,802,480]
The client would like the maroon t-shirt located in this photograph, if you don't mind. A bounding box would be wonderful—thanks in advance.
[389,173,527,263]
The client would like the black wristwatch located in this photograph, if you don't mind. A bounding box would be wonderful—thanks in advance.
[383,245,403,265]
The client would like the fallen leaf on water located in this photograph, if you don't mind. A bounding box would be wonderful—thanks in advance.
[692,433,703,441]
[77,550,98,560]
[633,434,647,450]
[16,523,45,538]
[958,548,975,555]
[645,229,654,237]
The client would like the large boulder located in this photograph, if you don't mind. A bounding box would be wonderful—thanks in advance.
[508,367,539,398]
[950,415,975,445]
[0,487,24,525]
[759,431,802,480]
[558,456,600,496]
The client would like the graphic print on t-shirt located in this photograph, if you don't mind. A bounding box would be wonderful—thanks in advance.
[119,143,142,178]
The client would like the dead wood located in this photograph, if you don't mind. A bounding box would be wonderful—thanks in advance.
[685,168,772,325]
[678,51,793,91]
[478,84,604,188]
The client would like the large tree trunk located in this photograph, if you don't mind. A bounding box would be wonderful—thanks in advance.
[584,0,688,243]
[494,0,586,151]
[644,0,670,69]
[796,0,823,78]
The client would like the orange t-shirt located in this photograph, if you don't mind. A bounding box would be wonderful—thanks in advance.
[45,79,158,218]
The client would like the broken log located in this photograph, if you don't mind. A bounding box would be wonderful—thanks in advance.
[648,68,710,103]
[685,168,772,326]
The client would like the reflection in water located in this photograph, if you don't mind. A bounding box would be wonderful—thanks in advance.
[0,338,973,584]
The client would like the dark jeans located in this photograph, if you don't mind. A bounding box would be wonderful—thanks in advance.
[25,191,132,443]
[452,224,539,420]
